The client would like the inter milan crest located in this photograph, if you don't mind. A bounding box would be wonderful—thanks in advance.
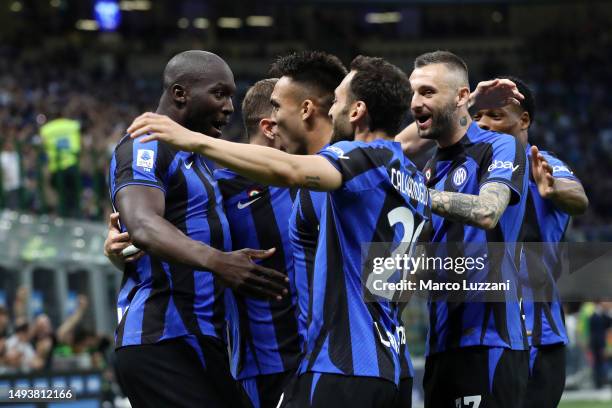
[451,165,468,188]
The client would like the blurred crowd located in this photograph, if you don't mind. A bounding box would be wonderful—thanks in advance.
[564,302,612,390]
[0,288,112,374]
[0,31,610,226]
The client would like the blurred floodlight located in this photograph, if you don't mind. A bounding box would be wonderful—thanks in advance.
[50,0,61,8]
[365,12,402,24]
[177,18,190,29]
[218,17,242,29]
[246,16,274,27]
[491,11,504,23]
[193,18,209,29]
[76,19,100,31]
[119,0,151,11]
[10,2,22,12]
[94,1,121,31]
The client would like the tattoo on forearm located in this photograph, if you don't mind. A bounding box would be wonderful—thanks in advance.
[305,176,321,189]
[460,116,468,127]
[429,183,511,228]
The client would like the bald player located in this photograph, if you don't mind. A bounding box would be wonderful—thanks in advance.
[108,51,287,407]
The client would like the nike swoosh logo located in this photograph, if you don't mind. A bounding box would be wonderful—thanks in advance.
[185,161,193,169]
[237,196,262,209]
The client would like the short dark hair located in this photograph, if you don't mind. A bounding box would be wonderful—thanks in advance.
[414,50,469,86]
[498,76,536,124]
[349,56,411,136]
[269,51,347,111]
[242,78,278,139]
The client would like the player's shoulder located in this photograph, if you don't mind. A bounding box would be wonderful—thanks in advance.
[466,122,517,148]
[113,133,175,157]
[213,167,239,181]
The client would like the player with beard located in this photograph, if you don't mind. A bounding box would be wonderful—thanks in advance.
[410,51,530,408]
[473,76,588,408]
[107,51,287,408]
[125,55,429,407]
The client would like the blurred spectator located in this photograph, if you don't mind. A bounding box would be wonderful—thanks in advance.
[0,305,9,338]
[4,318,45,372]
[30,314,56,371]
[0,137,21,209]
[589,302,612,388]
[39,112,81,218]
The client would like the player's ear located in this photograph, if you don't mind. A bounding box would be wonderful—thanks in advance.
[350,101,367,125]
[520,111,531,131]
[301,99,315,121]
[259,118,276,141]
[456,86,470,108]
[172,84,187,105]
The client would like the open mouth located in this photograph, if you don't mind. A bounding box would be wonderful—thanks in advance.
[211,120,227,133]
[415,113,432,130]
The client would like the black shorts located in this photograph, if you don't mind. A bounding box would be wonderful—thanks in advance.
[399,377,413,408]
[240,370,295,408]
[279,372,400,408]
[523,344,566,408]
[424,346,529,408]
[116,334,250,408]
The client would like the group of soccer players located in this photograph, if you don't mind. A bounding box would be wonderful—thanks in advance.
[104,48,588,407]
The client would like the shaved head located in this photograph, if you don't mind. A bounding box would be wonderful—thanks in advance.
[158,50,236,137]
[163,50,230,90]
[414,50,469,89]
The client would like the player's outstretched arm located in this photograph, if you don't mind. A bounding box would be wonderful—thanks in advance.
[115,185,289,300]
[127,112,343,191]
[428,182,511,230]
[530,145,588,215]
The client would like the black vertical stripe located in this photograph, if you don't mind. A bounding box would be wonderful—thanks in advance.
[307,197,353,375]
[140,258,172,343]
[441,159,468,351]
[162,164,202,339]
[193,161,227,337]
[250,187,300,371]
[235,295,259,375]
[481,227,511,346]
[115,263,138,347]
[298,190,319,332]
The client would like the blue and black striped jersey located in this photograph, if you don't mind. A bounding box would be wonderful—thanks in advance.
[422,122,529,355]
[298,139,431,385]
[109,135,231,347]
[214,168,301,380]
[520,147,578,347]
[289,188,325,349]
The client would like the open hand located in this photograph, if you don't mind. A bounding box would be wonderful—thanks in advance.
[470,78,525,111]
[211,248,289,300]
[127,112,203,152]
[530,145,555,198]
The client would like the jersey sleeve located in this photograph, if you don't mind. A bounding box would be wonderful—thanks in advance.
[318,141,389,191]
[109,136,173,206]
[479,135,526,205]
[540,151,580,183]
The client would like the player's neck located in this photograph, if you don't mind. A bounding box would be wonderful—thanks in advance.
[355,129,390,143]
[436,113,472,148]
[155,103,183,126]
[305,120,333,154]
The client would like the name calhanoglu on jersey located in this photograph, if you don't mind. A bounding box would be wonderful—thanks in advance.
[390,167,428,206]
